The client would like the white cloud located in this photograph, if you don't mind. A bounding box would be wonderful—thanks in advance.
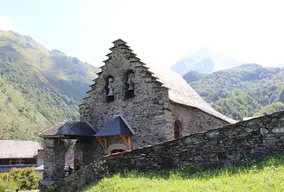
[0,16,16,31]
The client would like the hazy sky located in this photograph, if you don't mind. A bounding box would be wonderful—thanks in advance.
[0,0,284,67]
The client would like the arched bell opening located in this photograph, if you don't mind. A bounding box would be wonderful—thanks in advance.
[106,75,114,102]
[124,70,135,99]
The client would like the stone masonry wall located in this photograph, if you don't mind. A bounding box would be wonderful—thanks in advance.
[79,41,173,149]
[43,139,68,181]
[170,102,230,137]
[74,138,104,170]
[54,111,284,192]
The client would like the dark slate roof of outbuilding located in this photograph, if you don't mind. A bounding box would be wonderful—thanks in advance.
[95,116,135,137]
[40,122,96,138]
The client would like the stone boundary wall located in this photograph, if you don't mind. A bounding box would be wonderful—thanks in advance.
[52,111,284,192]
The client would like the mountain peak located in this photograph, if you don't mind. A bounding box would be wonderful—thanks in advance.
[195,47,212,56]
[7,30,20,36]
[49,49,67,56]
[171,48,244,75]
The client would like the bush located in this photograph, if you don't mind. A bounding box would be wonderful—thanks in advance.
[0,167,42,191]
[0,178,18,192]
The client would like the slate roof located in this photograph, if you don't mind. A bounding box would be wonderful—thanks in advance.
[95,116,135,137]
[147,65,237,124]
[0,140,42,159]
[40,122,96,138]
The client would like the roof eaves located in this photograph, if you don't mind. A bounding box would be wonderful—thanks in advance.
[116,115,135,135]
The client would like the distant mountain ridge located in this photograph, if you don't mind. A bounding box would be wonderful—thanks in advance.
[0,30,99,140]
[183,64,284,120]
[171,47,244,75]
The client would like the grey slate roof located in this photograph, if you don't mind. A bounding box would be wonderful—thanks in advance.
[0,140,42,159]
[147,65,237,124]
[95,116,135,137]
[40,122,96,138]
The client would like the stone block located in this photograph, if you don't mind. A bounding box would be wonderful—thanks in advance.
[272,127,284,134]
[260,128,269,135]
[44,139,56,148]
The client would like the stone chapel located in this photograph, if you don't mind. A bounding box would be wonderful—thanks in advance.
[40,39,236,182]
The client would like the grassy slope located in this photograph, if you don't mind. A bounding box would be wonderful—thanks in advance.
[0,77,48,139]
[0,30,99,140]
[83,152,284,192]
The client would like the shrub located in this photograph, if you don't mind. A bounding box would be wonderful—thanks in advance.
[0,178,18,192]
[0,167,42,191]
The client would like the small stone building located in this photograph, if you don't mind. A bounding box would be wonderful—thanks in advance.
[40,39,236,183]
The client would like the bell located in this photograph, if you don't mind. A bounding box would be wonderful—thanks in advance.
[128,83,134,91]
[107,88,114,96]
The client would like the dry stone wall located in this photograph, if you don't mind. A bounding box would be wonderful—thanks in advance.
[52,111,284,192]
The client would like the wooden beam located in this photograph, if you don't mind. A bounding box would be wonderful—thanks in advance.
[119,134,132,151]
[119,134,127,143]
[127,136,131,150]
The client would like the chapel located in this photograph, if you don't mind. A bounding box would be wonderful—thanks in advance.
[40,39,236,181]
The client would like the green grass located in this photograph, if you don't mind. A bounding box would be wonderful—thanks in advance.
[0,30,100,140]
[83,152,284,192]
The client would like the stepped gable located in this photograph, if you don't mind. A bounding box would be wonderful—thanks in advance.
[84,39,236,124]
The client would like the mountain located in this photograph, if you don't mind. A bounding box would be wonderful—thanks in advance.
[171,47,244,75]
[0,30,100,140]
[184,64,284,120]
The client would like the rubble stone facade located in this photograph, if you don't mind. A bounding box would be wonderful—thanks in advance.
[79,39,231,150]
[170,102,229,137]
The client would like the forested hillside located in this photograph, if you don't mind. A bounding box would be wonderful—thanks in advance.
[0,30,99,140]
[1,30,283,140]
[184,64,284,120]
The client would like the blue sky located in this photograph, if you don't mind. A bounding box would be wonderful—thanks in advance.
[1,0,284,67]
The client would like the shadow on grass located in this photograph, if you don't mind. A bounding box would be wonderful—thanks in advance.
[119,152,284,181]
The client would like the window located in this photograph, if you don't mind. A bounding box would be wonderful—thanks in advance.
[16,159,24,165]
[174,120,181,139]
[106,75,114,102]
[125,70,135,99]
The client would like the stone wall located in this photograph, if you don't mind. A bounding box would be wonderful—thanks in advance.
[170,102,230,137]
[79,41,173,149]
[43,139,68,180]
[74,138,104,170]
[37,149,44,165]
[52,111,284,192]
[41,138,104,183]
